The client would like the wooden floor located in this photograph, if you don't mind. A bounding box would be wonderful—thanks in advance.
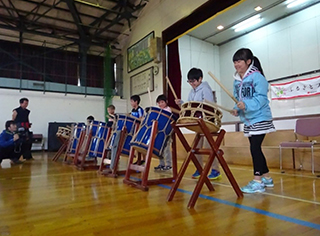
[0,152,320,236]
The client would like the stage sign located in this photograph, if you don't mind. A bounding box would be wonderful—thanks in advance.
[270,75,320,100]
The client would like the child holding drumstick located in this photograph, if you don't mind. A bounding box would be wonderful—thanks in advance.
[154,94,172,171]
[130,95,145,165]
[231,48,275,193]
[175,68,221,180]
[130,95,144,120]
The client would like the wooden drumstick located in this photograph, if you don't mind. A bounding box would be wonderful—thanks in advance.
[208,71,238,103]
[169,106,180,114]
[204,99,233,113]
[147,87,152,106]
[166,76,178,100]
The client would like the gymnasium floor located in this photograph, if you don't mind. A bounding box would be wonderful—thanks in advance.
[0,152,319,236]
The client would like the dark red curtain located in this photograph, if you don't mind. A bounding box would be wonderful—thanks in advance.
[167,40,181,110]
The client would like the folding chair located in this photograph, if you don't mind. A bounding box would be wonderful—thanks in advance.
[279,117,320,174]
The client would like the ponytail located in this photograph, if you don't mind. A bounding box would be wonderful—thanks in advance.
[252,56,264,76]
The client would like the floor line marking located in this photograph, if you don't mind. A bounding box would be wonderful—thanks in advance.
[158,184,320,231]
[182,177,320,205]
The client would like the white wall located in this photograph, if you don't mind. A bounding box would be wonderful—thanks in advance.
[219,4,320,123]
[178,35,221,103]
[0,89,105,148]
[120,0,207,110]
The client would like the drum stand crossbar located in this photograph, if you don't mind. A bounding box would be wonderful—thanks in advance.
[123,120,178,191]
[167,118,243,208]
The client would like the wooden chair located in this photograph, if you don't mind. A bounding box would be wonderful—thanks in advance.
[279,117,320,174]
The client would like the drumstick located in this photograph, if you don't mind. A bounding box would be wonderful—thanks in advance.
[204,99,233,113]
[147,87,152,106]
[169,106,180,114]
[208,71,238,103]
[166,76,178,100]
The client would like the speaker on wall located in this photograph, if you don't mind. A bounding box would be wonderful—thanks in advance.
[150,37,162,64]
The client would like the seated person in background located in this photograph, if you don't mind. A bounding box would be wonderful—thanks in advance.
[154,94,172,171]
[86,115,94,126]
[107,105,116,127]
[0,120,23,165]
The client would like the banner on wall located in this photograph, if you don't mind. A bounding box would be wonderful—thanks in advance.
[270,75,320,100]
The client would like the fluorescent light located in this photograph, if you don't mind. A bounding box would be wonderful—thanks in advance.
[254,6,262,11]
[217,25,224,30]
[287,0,309,8]
[234,15,262,32]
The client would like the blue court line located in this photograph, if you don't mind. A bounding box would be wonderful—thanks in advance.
[157,184,320,231]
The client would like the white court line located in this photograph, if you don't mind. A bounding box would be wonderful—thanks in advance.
[8,171,90,180]
[176,159,320,179]
[228,166,320,179]
[182,176,320,206]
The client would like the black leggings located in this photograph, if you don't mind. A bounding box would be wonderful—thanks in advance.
[248,134,269,176]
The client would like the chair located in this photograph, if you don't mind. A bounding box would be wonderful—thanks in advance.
[279,117,320,174]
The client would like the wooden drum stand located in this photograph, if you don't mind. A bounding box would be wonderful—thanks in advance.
[167,118,243,208]
[123,120,178,191]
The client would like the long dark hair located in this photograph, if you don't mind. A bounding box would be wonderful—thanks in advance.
[232,48,264,76]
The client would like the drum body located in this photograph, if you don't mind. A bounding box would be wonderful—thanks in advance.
[68,123,86,154]
[177,101,223,133]
[130,107,177,158]
[108,114,139,156]
[87,120,109,158]
[56,127,71,140]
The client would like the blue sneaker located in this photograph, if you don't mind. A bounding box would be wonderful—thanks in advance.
[192,170,200,179]
[241,180,265,193]
[208,169,221,180]
[261,177,274,187]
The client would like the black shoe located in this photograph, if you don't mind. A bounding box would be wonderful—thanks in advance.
[10,160,24,165]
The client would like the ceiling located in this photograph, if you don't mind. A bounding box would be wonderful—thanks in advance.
[0,0,149,56]
[188,0,320,45]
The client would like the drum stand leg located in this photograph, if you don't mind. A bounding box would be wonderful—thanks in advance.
[99,126,129,177]
[167,130,214,203]
[63,130,86,165]
[171,132,178,180]
[52,138,69,161]
[167,119,243,208]
[74,131,93,170]
[123,121,178,191]
[98,128,113,172]
[198,119,243,200]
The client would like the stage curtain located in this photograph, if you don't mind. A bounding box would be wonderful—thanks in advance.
[167,40,181,110]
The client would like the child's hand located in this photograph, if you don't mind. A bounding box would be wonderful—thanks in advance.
[175,99,182,105]
[237,101,245,110]
[230,109,238,116]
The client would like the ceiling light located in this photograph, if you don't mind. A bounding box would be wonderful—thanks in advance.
[217,25,224,30]
[254,6,262,11]
[234,15,262,32]
[287,0,309,8]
